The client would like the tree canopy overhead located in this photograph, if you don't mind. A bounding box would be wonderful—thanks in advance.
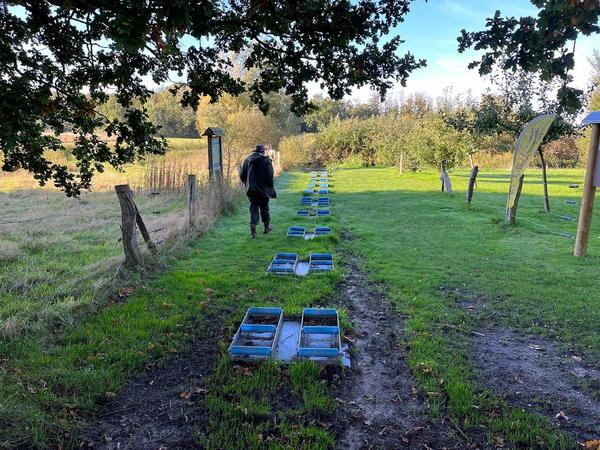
[458,0,600,114]
[0,0,424,195]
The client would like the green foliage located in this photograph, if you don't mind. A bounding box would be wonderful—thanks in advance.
[298,113,472,170]
[408,114,472,169]
[195,94,286,180]
[303,98,349,132]
[458,1,600,113]
[279,134,316,169]
[1,1,424,194]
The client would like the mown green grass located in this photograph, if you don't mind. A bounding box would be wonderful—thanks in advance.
[332,166,598,449]
[2,166,598,449]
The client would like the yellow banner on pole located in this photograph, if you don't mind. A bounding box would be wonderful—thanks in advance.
[507,114,556,209]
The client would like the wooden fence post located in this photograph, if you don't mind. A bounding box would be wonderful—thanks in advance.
[466,165,479,204]
[440,161,453,194]
[187,174,197,228]
[505,174,525,225]
[574,123,600,256]
[115,184,143,266]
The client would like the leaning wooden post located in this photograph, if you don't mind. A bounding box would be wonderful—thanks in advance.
[135,212,157,254]
[187,174,197,228]
[466,165,479,204]
[505,175,524,225]
[574,118,600,256]
[115,184,143,266]
[440,161,452,194]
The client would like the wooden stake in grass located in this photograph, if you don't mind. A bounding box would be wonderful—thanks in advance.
[187,174,197,228]
[440,160,452,194]
[574,119,600,257]
[115,184,143,266]
[466,165,479,204]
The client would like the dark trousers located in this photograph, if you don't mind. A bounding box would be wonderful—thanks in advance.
[249,195,270,226]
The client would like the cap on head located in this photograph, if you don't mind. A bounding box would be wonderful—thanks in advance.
[254,144,266,153]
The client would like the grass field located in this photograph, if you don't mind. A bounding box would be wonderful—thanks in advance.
[1,166,599,448]
[0,139,211,339]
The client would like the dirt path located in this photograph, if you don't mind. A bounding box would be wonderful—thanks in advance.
[83,308,231,449]
[334,252,461,450]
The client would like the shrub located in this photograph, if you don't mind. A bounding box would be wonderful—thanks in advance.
[542,137,580,168]
[279,134,315,169]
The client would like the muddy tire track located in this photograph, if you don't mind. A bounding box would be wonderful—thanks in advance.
[334,251,461,450]
[83,307,232,450]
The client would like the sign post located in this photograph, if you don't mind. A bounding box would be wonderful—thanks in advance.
[574,112,600,257]
[202,127,224,179]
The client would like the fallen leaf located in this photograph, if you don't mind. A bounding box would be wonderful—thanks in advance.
[169,348,178,354]
[555,410,569,420]
[105,391,116,398]
[179,391,191,400]
[343,335,355,344]
[192,387,208,394]
[493,436,505,448]
[364,420,371,426]
[204,288,214,294]
[583,440,600,450]
[528,343,544,351]
[572,355,582,362]
[199,301,208,309]
[118,287,133,298]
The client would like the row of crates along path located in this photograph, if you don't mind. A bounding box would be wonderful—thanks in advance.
[269,170,333,275]
[228,170,348,365]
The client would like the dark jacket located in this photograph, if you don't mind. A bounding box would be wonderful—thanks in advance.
[240,152,277,198]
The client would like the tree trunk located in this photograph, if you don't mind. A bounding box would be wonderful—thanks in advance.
[538,148,550,212]
[115,184,143,266]
[466,165,479,204]
[398,154,404,175]
[505,174,525,225]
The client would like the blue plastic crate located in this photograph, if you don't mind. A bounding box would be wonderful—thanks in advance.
[268,253,299,274]
[309,253,334,273]
[314,227,332,235]
[297,308,341,362]
[287,226,306,238]
[229,307,284,360]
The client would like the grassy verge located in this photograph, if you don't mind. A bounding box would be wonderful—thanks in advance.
[0,172,341,449]
[333,166,598,449]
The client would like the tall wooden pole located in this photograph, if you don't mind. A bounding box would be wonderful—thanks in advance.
[187,174,197,228]
[574,124,600,256]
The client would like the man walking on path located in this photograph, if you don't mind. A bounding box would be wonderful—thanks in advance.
[240,144,277,238]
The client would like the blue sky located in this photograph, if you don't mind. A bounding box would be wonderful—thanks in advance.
[343,0,598,103]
